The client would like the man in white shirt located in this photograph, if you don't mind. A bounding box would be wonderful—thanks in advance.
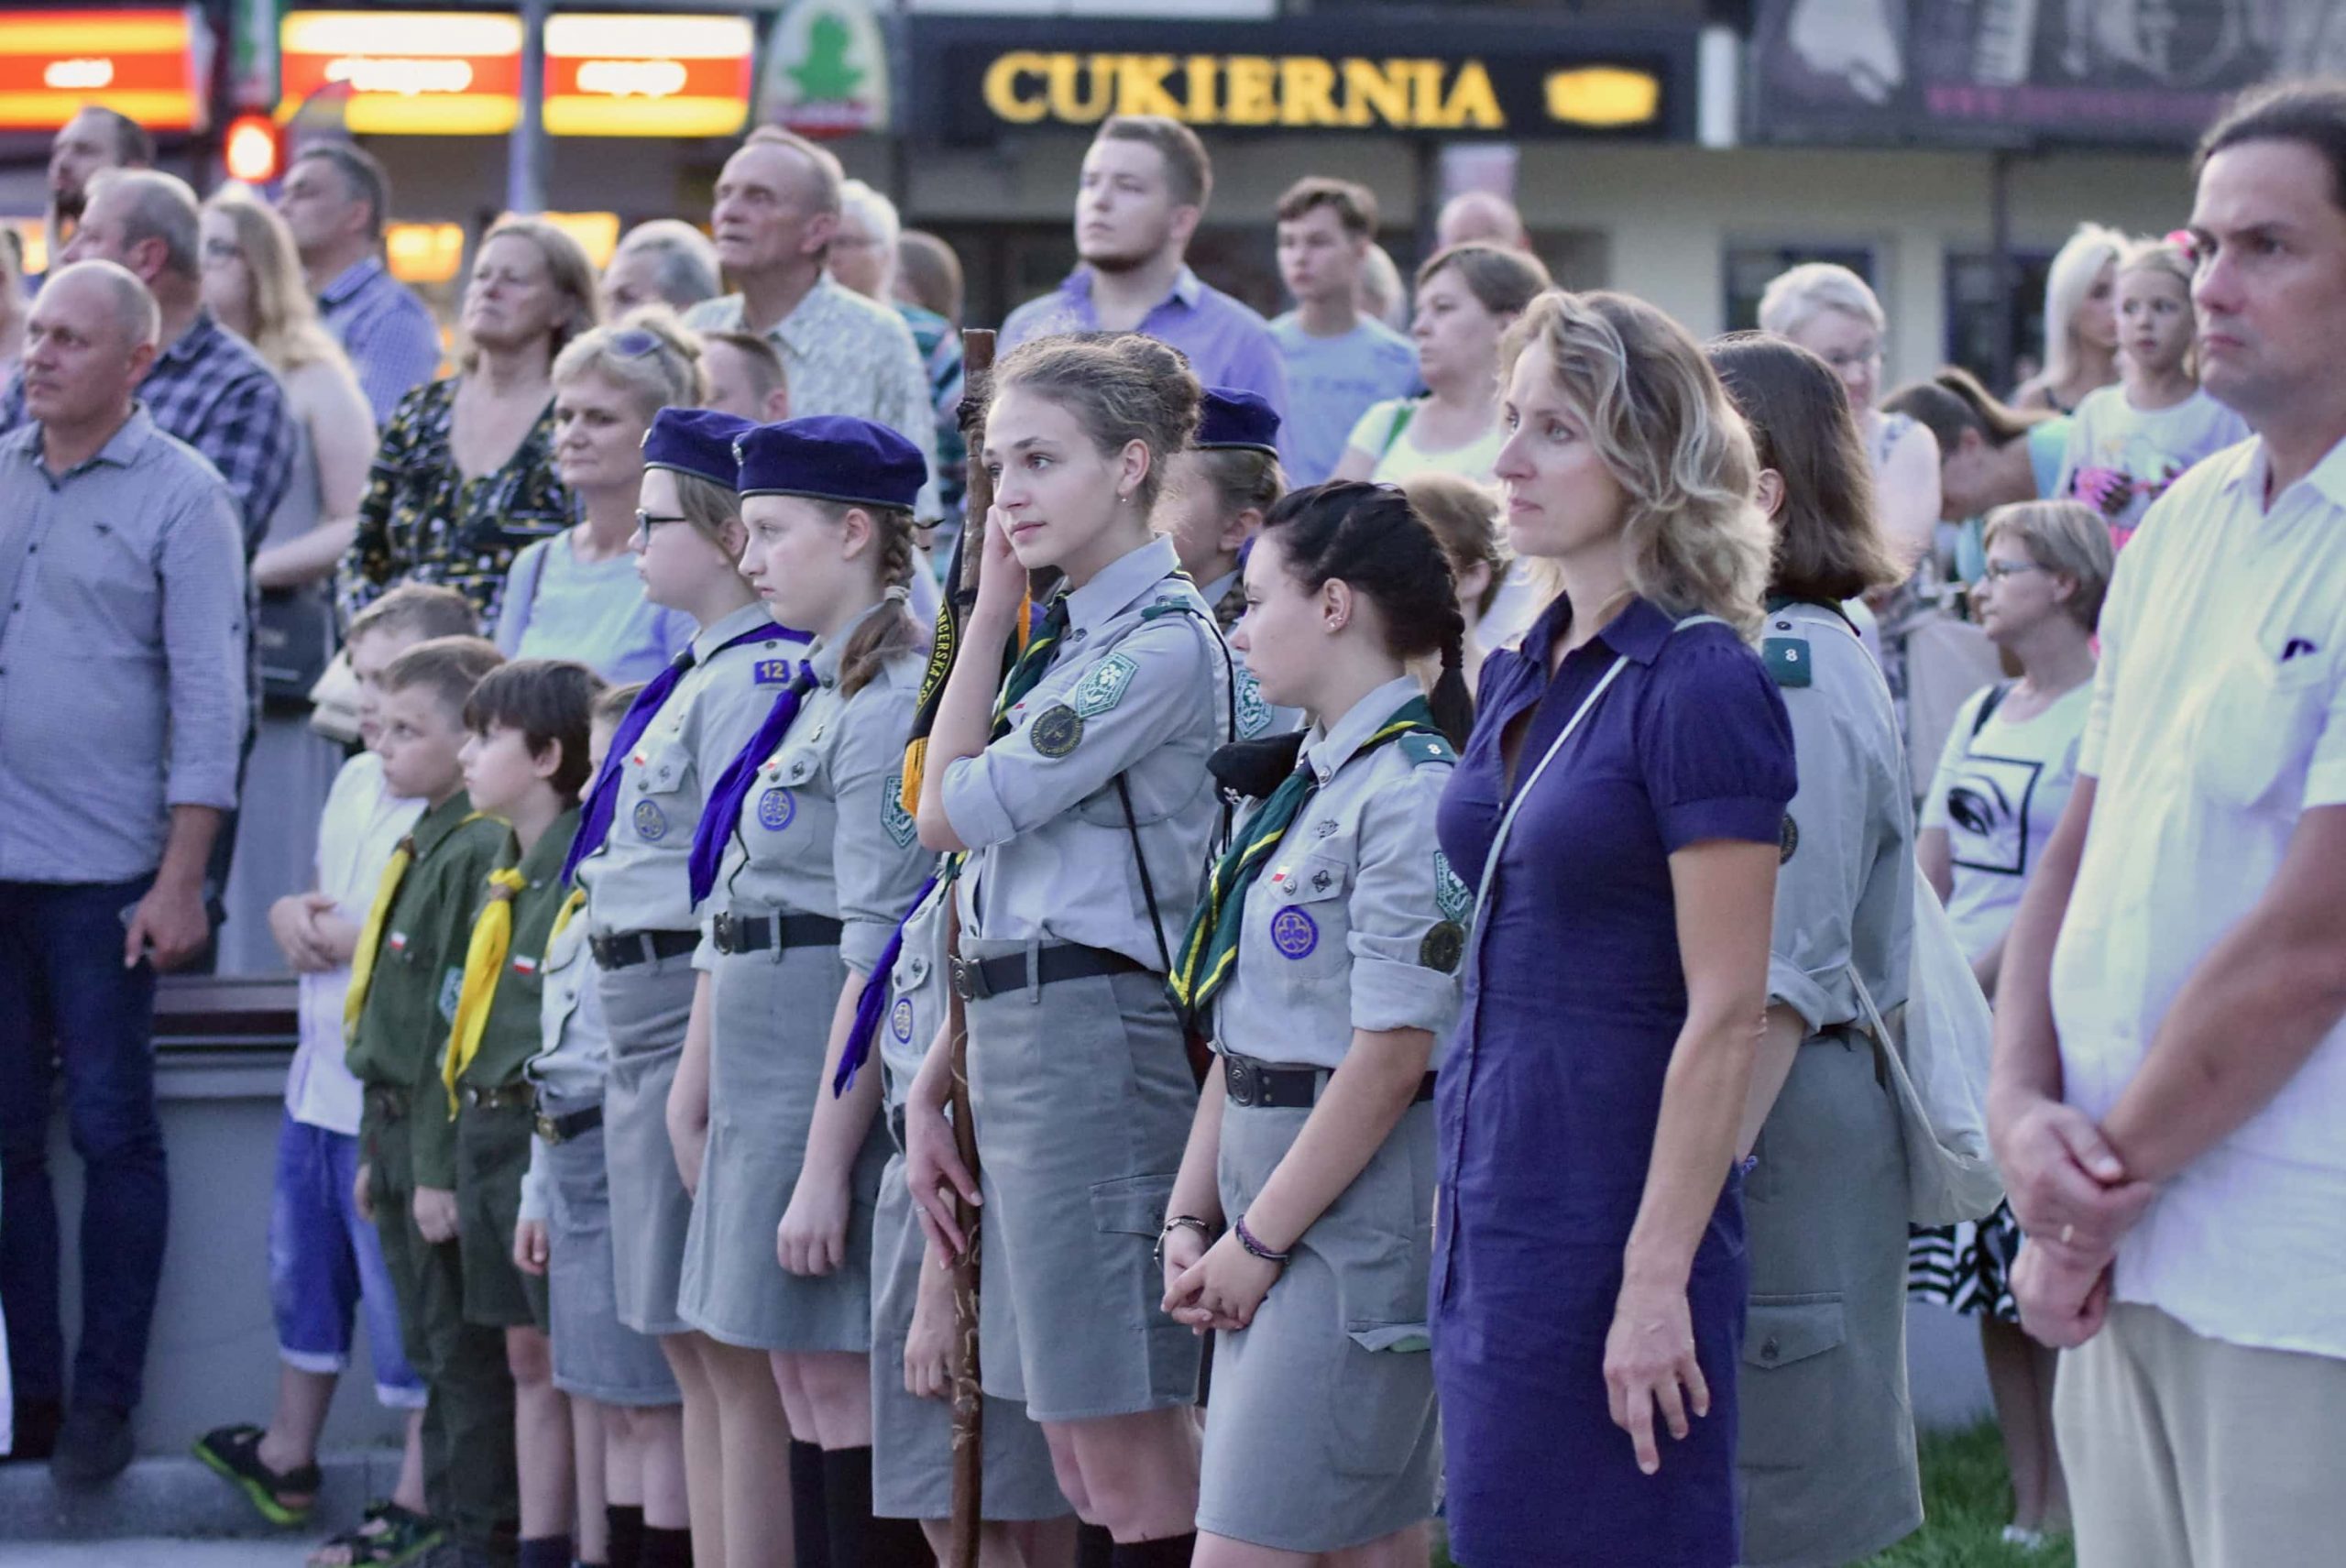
[1991,80,2346,1568]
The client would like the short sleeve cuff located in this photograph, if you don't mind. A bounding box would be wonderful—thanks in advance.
[164,780,241,813]
[1766,957,1835,1036]
[938,755,1017,851]
[2303,758,2346,811]
[517,1158,550,1223]
[1657,795,1788,854]
[1350,956,1464,1037]
[840,916,893,977]
[692,923,719,972]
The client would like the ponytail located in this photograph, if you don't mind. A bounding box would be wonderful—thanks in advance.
[830,501,928,698]
[1428,630,1474,750]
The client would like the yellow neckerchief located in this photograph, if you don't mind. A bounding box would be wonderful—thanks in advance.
[343,835,416,1045]
[442,867,529,1116]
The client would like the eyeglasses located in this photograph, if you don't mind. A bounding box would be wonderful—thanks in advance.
[608,328,663,358]
[1980,561,2046,583]
[634,509,688,542]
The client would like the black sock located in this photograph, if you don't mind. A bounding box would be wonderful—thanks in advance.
[789,1439,832,1568]
[820,1444,929,1568]
[1110,1533,1195,1568]
[518,1534,576,1568]
[1076,1522,1116,1568]
[638,1523,693,1568]
[605,1503,646,1568]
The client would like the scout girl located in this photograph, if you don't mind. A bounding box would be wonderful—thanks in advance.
[906,332,1226,1566]
[674,415,935,1566]
[1160,480,1474,1567]
[1161,387,1298,739]
[568,406,806,1562]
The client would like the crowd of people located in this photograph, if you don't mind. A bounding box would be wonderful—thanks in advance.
[0,71,2341,1568]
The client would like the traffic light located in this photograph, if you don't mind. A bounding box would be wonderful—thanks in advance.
[223,113,282,185]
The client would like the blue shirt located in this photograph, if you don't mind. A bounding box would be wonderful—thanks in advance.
[1002,266,1295,471]
[492,531,693,685]
[1267,313,1419,486]
[319,257,445,431]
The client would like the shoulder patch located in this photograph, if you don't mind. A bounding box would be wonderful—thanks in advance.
[881,772,916,848]
[436,966,465,1025]
[1398,732,1456,767]
[1433,851,1471,924]
[1030,705,1083,759]
[1071,652,1138,718]
[1761,636,1812,688]
[1234,665,1272,739]
[1419,922,1465,973]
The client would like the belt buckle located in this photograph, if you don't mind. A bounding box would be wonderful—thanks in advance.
[1224,1055,1260,1108]
[588,933,614,968]
[712,912,738,953]
[534,1112,560,1143]
[950,954,990,1001]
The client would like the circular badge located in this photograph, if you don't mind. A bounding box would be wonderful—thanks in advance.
[631,799,668,841]
[1420,921,1465,973]
[1269,906,1319,960]
[889,996,915,1044]
[758,786,796,831]
[1779,812,1799,864]
[1030,705,1084,759]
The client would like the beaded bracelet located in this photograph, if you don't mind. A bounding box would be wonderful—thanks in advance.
[1233,1212,1290,1265]
[1154,1213,1217,1266]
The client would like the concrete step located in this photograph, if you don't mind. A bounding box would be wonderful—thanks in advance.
[0,1448,402,1544]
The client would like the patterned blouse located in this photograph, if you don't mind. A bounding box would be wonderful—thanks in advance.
[335,376,569,629]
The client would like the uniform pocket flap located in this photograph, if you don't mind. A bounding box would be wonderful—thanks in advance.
[1087,1172,1174,1238]
[1742,1296,1845,1370]
[1346,1322,1431,1354]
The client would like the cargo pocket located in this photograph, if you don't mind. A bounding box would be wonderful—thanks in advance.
[1738,1294,1847,1471]
[1324,1132,1436,1475]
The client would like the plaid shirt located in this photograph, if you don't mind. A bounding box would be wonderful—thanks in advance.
[319,257,445,429]
[0,309,297,556]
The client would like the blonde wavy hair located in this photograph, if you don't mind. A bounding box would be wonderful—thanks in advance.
[203,185,348,376]
[552,306,707,421]
[1500,290,1773,637]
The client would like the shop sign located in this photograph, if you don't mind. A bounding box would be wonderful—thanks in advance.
[544,13,753,138]
[280,9,523,136]
[0,7,204,134]
[759,0,890,137]
[914,16,1692,142]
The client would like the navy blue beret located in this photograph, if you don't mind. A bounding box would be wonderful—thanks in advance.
[734,415,926,510]
[1196,388,1281,455]
[641,407,753,488]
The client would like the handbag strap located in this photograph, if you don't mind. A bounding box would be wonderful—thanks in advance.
[1115,773,1176,976]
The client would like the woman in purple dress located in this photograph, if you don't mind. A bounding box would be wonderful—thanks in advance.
[1431,290,1798,1566]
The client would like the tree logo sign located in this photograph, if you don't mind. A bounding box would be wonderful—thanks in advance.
[760,0,890,136]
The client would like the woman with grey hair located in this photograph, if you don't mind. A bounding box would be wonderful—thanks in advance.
[602,220,721,319]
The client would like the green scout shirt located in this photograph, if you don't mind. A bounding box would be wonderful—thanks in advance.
[345,793,513,1189]
[450,807,582,1102]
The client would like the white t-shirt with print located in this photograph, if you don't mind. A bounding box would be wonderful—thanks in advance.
[1921,681,2091,964]
[2055,386,2250,543]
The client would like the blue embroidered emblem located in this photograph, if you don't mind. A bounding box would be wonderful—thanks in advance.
[757,787,795,830]
[890,997,915,1044]
[1269,906,1319,959]
[632,799,667,841]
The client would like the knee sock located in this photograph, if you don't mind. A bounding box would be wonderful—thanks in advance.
[789,1439,832,1568]
[638,1524,693,1568]
[1109,1534,1195,1568]
[1076,1522,1116,1568]
[604,1503,645,1568]
[821,1444,931,1568]
[518,1535,575,1568]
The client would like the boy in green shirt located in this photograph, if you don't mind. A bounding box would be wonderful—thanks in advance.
[446,659,605,1568]
[344,635,516,1564]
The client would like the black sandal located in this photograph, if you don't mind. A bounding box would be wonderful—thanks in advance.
[308,1499,449,1567]
[191,1422,320,1526]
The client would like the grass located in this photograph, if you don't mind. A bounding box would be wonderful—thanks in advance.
[1430,1422,2074,1568]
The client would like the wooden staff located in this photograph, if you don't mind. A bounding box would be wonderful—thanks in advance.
[944,326,995,1568]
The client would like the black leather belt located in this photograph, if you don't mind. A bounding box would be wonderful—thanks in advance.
[710,911,844,956]
[460,1082,533,1112]
[589,927,698,970]
[364,1084,408,1124]
[534,1102,604,1145]
[951,941,1145,1002]
[1222,1051,1436,1111]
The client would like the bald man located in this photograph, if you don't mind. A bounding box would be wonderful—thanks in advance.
[0,260,247,1484]
[1437,190,1530,252]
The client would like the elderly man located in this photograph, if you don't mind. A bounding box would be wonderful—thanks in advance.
[276,143,443,430]
[2,170,295,555]
[0,261,248,1485]
[44,105,151,267]
[683,128,938,515]
[601,218,720,319]
[1992,78,2346,1568]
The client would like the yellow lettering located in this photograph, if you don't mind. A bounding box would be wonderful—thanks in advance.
[1277,56,1342,127]
[1114,54,1183,119]
[981,50,1049,126]
[1442,60,1506,130]
[1340,58,1413,128]
[1404,60,1446,126]
[1046,53,1115,124]
[1222,55,1277,126]
[1183,54,1220,124]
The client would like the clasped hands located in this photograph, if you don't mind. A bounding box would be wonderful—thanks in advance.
[1996,1094,2158,1348]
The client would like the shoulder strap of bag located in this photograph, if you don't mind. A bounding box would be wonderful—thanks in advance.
[1116,773,1176,976]
[1969,679,2015,740]
[1380,399,1418,458]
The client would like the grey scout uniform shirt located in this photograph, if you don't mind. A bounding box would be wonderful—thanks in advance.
[698,602,932,979]
[942,535,1235,972]
[1764,601,1913,1031]
[880,869,954,1111]
[577,602,806,938]
[1213,676,1466,1073]
[518,901,599,1223]
[1200,565,1303,740]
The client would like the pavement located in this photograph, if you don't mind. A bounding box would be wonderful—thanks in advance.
[0,1545,317,1565]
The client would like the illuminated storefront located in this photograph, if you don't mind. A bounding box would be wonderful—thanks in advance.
[0,6,203,134]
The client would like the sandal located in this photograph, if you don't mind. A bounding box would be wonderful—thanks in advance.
[191,1423,320,1527]
[308,1499,449,1567]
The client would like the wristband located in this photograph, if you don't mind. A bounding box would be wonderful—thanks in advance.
[1155,1213,1217,1266]
[1233,1212,1290,1265]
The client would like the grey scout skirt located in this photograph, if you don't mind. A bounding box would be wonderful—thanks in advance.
[870,1147,1070,1522]
[679,939,888,1353]
[1196,1094,1441,1554]
[543,1109,682,1407]
[961,937,1200,1423]
[598,957,699,1338]
[1738,1027,1923,1568]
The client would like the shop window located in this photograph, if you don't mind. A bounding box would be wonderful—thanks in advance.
[1722,244,1876,334]
[1944,249,2055,395]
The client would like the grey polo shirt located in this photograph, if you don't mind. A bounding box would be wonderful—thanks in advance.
[0,408,248,884]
